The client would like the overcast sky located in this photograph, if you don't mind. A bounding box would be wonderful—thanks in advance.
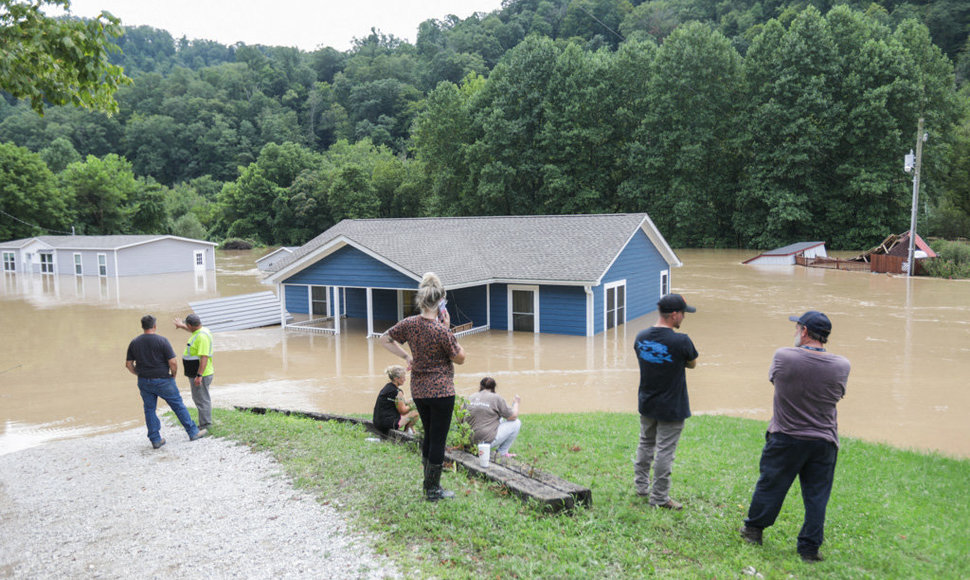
[60,0,504,51]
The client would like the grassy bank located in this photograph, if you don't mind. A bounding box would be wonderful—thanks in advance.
[209,409,968,579]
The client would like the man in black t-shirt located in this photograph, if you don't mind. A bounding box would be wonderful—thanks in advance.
[633,294,698,510]
[125,315,205,449]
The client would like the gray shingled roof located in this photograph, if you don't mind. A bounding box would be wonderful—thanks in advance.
[269,214,680,287]
[0,235,216,250]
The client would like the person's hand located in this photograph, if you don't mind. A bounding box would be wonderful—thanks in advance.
[405,354,413,370]
[194,375,202,385]
[173,318,185,329]
[513,394,521,403]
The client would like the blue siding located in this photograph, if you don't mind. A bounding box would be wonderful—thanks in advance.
[489,284,508,331]
[285,285,309,314]
[449,286,488,327]
[283,245,417,288]
[595,229,667,333]
[539,285,587,335]
[373,289,398,321]
[345,287,366,318]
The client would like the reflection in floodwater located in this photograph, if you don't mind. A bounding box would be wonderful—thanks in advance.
[1,249,968,458]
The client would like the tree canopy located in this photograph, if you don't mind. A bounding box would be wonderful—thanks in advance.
[1,0,968,247]
[0,0,131,114]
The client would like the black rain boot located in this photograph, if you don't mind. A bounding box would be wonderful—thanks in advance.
[424,463,455,502]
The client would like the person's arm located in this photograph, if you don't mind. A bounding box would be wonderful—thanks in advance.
[125,360,137,375]
[451,343,466,365]
[380,333,413,367]
[195,354,209,384]
[685,358,697,369]
[168,356,178,377]
[395,397,411,414]
[507,395,520,421]
[173,318,189,331]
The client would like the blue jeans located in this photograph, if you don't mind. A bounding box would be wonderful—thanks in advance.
[745,431,839,555]
[138,377,199,443]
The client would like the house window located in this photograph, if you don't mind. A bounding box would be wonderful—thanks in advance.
[508,285,539,333]
[40,253,54,274]
[398,290,418,319]
[98,254,107,277]
[660,270,670,296]
[2,252,14,272]
[194,250,205,269]
[74,253,83,275]
[311,286,329,317]
[605,280,626,330]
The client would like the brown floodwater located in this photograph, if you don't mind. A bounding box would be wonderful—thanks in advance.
[1,249,967,458]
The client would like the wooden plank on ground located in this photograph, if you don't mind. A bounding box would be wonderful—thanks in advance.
[236,406,591,511]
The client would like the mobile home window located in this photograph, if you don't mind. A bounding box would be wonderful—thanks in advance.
[40,253,54,274]
[2,252,14,272]
[98,254,107,277]
[74,253,83,275]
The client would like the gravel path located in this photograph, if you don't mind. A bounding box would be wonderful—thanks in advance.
[0,421,399,579]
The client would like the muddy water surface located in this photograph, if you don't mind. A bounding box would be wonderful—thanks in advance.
[1,249,967,457]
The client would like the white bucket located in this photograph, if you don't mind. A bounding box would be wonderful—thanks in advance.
[477,442,491,468]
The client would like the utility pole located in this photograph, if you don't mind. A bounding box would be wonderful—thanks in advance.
[905,118,925,276]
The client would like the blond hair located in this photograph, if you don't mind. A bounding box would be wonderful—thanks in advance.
[385,365,406,381]
[415,272,445,312]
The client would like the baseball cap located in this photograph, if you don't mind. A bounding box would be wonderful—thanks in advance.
[789,310,831,337]
[658,294,696,314]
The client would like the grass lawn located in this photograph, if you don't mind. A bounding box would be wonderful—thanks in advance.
[208,409,969,579]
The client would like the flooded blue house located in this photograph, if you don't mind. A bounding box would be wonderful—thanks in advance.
[0,235,216,276]
[264,214,682,337]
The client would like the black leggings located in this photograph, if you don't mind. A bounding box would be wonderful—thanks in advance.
[413,396,455,465]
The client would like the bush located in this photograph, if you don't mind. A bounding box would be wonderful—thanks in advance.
[924,239,970,278]
[219,238,255,250]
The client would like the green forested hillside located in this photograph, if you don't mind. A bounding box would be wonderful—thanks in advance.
[1,0,969,248]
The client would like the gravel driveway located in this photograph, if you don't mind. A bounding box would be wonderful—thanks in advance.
[0,422,399,579]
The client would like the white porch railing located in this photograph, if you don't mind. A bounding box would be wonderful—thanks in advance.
[285,317,337,335]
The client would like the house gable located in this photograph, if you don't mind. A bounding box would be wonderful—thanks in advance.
[594,229,668,334]
[282,244,418,289]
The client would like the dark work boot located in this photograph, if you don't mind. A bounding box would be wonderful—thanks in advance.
[424,463,455,502]
[740,525,763,545]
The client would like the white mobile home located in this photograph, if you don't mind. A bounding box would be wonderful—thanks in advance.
[743,241,827,266]
[0,235,216,277]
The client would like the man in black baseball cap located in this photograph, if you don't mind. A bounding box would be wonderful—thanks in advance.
[632,293,699,509]
[657,293,696,315]
[740,309,850,563]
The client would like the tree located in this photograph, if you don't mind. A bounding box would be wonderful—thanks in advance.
[626,23,744,247]
[0,142,73,239]
[0,0,131,114]
[328,165,379,222]
[59,153,137,234]
[40,136,81,172]
[735,8,845,248]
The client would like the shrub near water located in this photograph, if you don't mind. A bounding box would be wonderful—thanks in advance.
[211,410,970,579]
[924,239,970,278]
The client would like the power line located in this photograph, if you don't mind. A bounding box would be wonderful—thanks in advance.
[0,209,75,235]
[573,2,625,43]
